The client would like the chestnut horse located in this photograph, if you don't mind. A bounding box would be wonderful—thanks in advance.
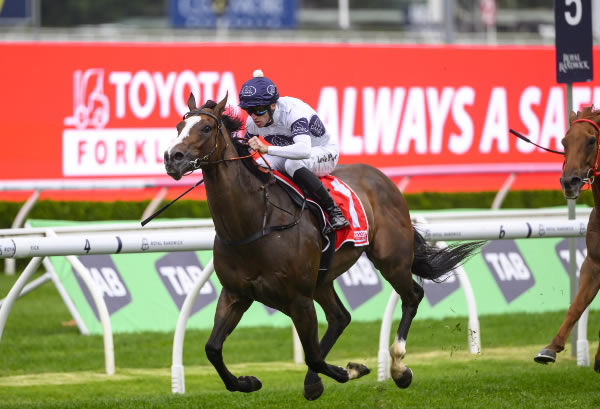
[164,94,482,400]
[534,106,600,372]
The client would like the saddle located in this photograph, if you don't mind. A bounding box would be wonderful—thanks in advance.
[233,138,369,285]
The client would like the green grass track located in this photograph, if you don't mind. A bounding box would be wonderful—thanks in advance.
[1,272,599,408]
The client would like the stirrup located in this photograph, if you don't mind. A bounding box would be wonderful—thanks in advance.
[328,213,350,231]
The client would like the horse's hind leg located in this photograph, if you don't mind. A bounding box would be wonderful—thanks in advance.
[535,257,600,367]
[303,283,369,400]
[388,278,424,388]
[368,243,424,389]
[205,288,260,393]
[289,295,349,385]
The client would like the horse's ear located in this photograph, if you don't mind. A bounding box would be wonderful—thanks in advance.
[187,93,197,111]
[569,110,577,124]
[215,92,228,116]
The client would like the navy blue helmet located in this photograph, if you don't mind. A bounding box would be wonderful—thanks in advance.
[239,70,279,108]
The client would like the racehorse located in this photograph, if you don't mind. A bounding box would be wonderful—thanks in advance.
[534,106,600,373]
[163,93,482,399]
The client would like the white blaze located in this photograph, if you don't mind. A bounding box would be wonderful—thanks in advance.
[167,116,202,153]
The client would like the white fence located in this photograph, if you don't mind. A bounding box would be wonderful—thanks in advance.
[0,162,561,273]
[0,211,590,392]
[0,177,203,274]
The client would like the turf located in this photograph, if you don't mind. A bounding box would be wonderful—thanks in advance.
[1,271,599,408]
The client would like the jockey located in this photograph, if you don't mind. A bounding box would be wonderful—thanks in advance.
[239,69,350,232]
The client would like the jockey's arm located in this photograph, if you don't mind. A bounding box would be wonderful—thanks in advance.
[266,134,311,160]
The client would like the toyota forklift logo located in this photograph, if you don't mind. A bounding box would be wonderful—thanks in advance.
[64,69,110,130]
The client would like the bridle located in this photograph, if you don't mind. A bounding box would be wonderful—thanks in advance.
[182,109,255,171]
[570,118,600,185]
[179,108,306,247]
[510,116,600,188]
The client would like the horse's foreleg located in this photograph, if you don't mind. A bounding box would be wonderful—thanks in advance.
[289,295,349,385]
[302,283,366,400]
[535,258,600,366]
[205,289,259,393]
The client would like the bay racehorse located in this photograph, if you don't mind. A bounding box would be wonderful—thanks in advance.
[535,106,600,373]
[163,93,482,399]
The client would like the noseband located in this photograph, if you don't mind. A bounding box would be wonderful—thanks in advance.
[570,118,600,185]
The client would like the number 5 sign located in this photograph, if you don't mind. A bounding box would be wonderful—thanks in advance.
[555,0,594,83]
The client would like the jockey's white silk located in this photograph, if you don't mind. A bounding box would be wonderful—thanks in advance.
[245,96,339,177]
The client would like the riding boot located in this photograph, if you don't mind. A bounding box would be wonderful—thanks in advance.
[292,167,350,231]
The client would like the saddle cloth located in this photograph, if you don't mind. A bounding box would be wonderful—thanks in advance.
[273,171,369,251]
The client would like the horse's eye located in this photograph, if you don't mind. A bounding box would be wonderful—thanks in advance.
[587,137,596,147]
[203,125,212,133]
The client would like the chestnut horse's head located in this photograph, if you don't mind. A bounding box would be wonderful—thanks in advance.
[164,93,228,180]
[560,107,600,200]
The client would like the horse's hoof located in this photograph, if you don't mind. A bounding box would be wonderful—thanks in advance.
[237,375,262,393]
[330,365,349,383]
[393,367,413,389]
[534,349,556,364]
[346,362,371,380]
[303,379,324,401]
[594,359,600,373]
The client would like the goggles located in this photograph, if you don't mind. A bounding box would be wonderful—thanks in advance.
[243,105,269,116]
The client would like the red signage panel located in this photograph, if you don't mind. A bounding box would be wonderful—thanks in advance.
[1,43,599,199]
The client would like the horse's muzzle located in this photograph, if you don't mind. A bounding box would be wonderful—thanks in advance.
[164,150,183,180]
[560,174,583,199]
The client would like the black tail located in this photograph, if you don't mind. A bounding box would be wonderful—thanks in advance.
[411,227,484,282]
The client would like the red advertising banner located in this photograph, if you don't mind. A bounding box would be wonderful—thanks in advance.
[1,43,599,200]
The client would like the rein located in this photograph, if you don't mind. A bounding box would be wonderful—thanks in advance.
[510,118,600,185]
[178,108,306,246]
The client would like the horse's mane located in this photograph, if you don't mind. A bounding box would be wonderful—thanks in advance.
[576,106,600,122]
[199,100,244,135]
[200,99,271,183]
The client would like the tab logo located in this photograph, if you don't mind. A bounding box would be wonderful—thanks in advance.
[336,254,382,310]
[555,237,587,278]
[422,272,460,306]
[74,255,132,321]
[482,240,535,303]
[155,252,216,315]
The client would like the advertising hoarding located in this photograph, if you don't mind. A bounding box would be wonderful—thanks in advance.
[1,43,599,199]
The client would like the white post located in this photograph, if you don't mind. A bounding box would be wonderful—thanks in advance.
[66,254,115,375]
[5,190,40,275]
[172,258,215,394]
[338,0,350,29]
[377,291,399,381]
[577,307,590,366]
[292,325,304,364]
[0,257,43,342]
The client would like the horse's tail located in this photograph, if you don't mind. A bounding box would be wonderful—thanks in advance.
[411,227,485,282]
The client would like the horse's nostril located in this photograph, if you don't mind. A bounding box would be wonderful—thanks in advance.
[562,176,582,188]
[173,152,184,161]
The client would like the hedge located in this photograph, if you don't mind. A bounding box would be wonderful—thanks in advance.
[0,189,593,230]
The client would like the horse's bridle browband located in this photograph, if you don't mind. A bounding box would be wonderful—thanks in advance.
[182,108,306,247]
[571,118,600,184]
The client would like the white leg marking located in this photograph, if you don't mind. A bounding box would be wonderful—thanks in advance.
[390,338,407,379]
[347,366,360,380]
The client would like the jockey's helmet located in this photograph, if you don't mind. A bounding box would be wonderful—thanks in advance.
[239,69,279,109]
